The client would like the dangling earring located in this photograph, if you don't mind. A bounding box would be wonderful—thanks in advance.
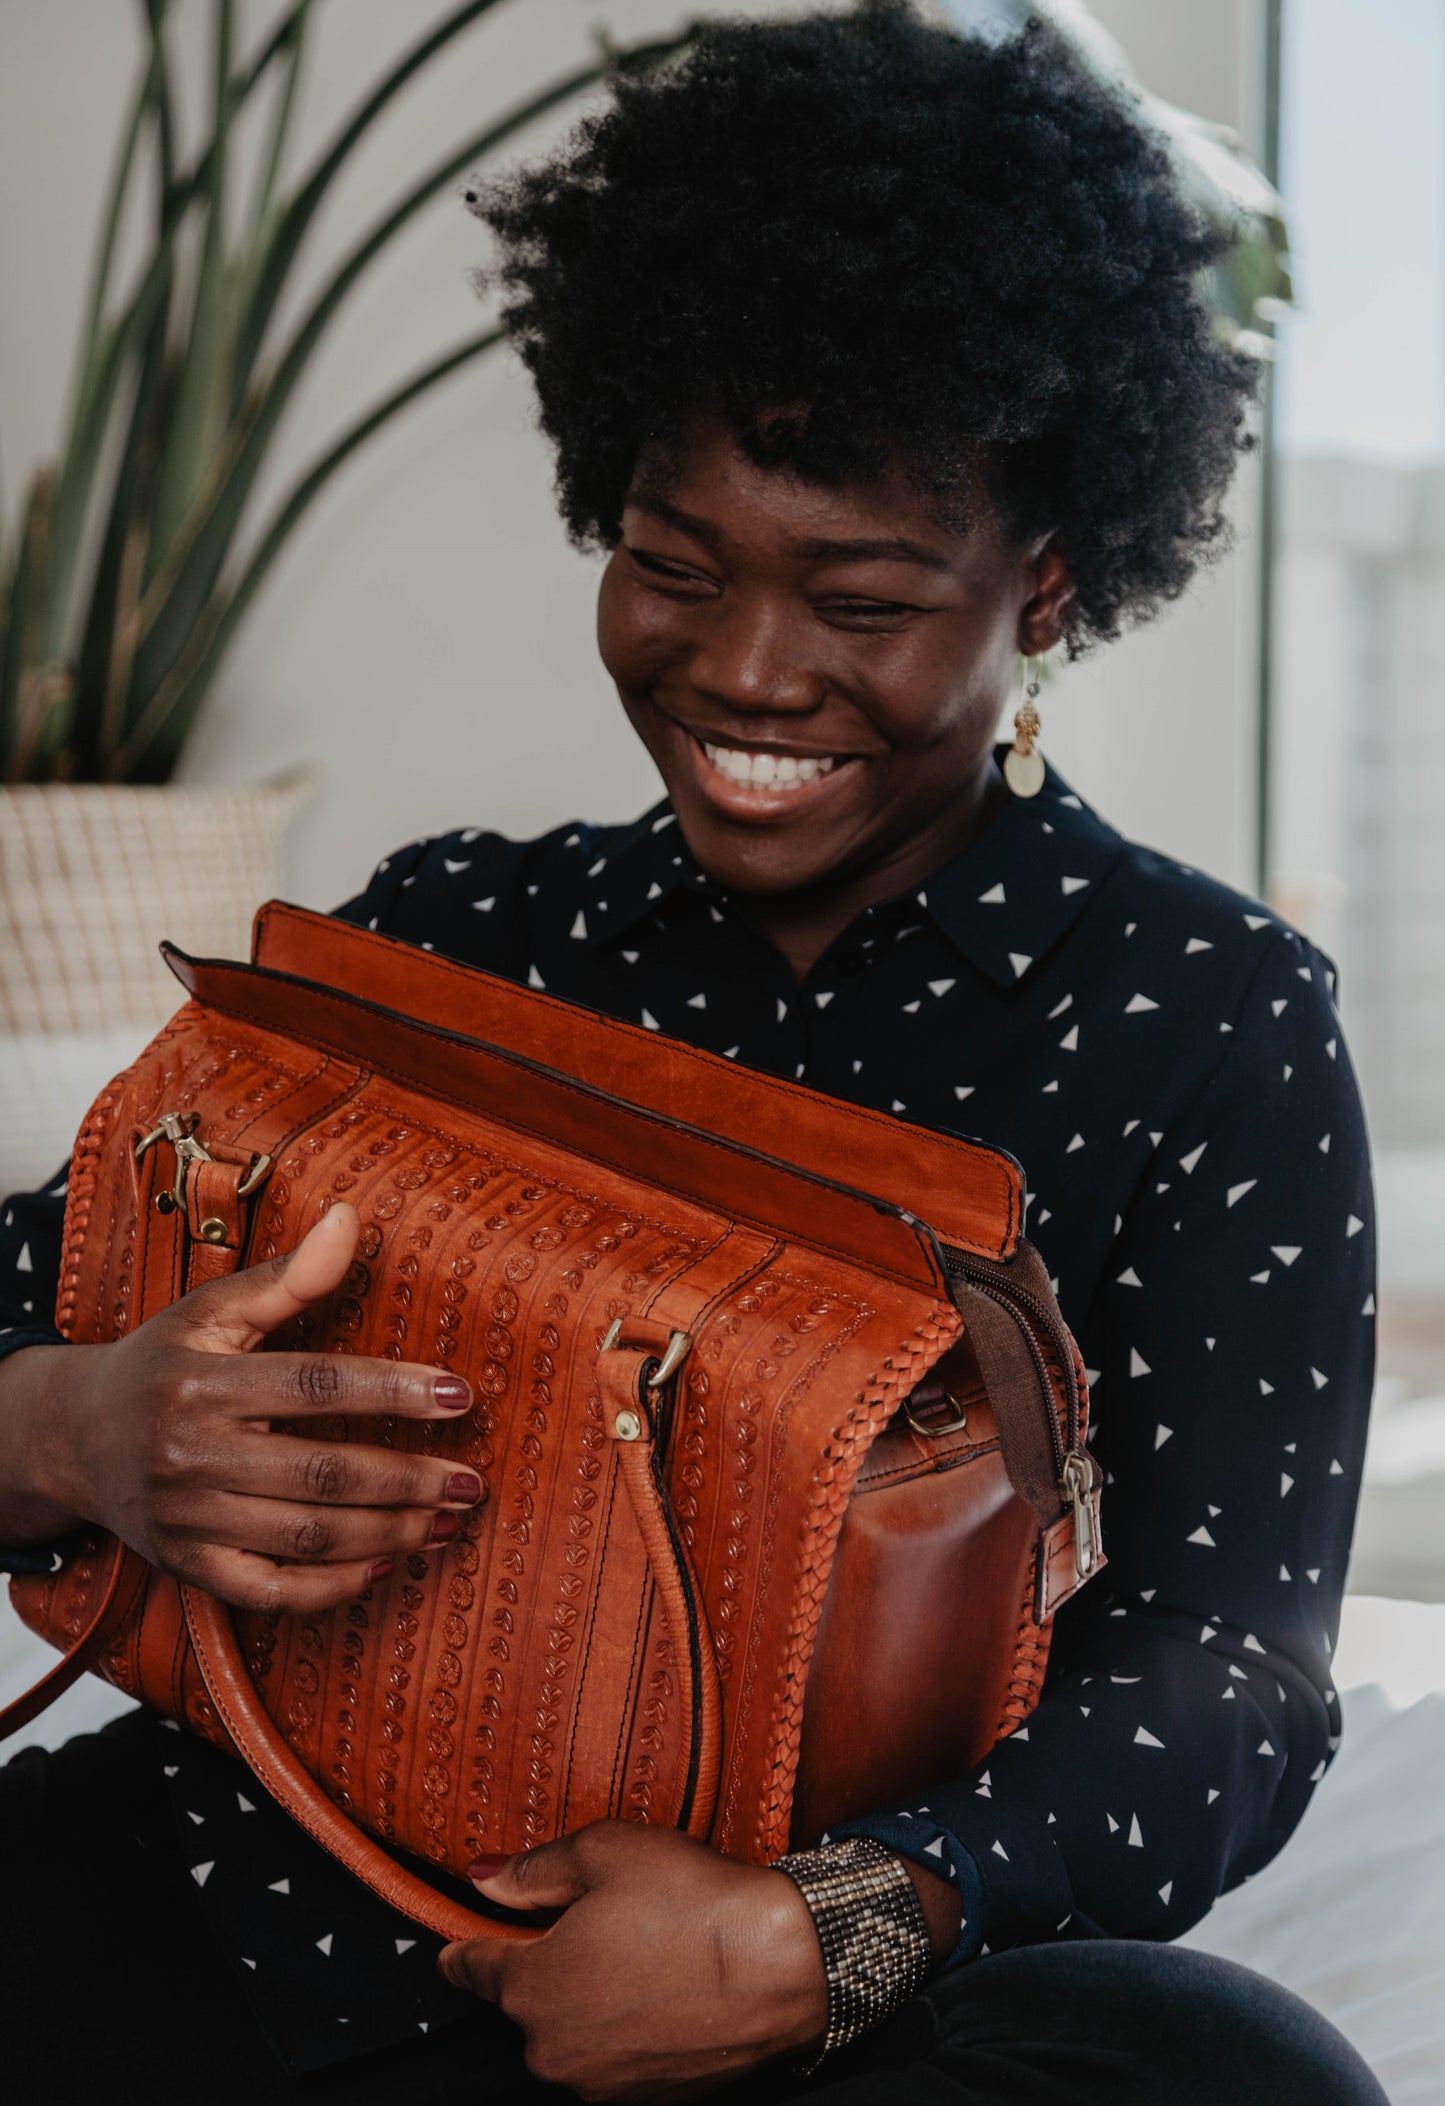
[1004,656,1046,799]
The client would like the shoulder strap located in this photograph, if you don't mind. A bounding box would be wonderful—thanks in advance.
[1,1536,134,1741]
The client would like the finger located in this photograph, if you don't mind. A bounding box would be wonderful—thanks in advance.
[172,1492,476,1566]
[438,1937,515,2004]
[468,1833,593,1913]
[188,1346,473,1425]
[185,1541,395,1616]
[214,1429,486,1515]
[175,1205,364,1353]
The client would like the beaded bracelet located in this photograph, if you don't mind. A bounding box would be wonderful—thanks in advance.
[773,1835,932,2067]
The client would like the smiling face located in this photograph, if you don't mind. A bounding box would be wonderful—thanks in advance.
[596,415,1072,963]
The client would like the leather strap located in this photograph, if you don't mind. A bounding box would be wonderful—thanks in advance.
[943,1240,1104,1624]
[0,1535,135,1740]
[166,1321,725,1942]
[598,1319,725,1841]
[948,1279,1064,1532]
[178,1584,516,1943]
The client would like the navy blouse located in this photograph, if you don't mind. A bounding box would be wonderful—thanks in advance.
[0,755,1376,2069]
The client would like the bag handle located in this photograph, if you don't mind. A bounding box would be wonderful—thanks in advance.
[176,1323,724,1942]
[179,1583,512,1943]
[0,1534,135,1742]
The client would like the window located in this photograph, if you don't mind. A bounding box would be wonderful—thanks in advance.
[1268,0,1445,1595]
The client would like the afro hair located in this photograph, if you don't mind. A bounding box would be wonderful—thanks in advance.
[475,1,1258,651]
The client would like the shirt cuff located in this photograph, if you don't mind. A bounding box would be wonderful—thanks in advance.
[828,1811,988,1970]
[0,1325,69,1573]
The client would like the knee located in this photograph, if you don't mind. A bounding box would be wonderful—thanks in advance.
[923,1940,1387,2106]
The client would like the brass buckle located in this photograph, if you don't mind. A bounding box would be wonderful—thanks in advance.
[135,1113,271,1215]
[600,1319,692,1388]
[136,1112,214,1213]
[903,1389,969,1438]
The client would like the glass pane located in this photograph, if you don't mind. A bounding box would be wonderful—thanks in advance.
[1270,0,1445,1597]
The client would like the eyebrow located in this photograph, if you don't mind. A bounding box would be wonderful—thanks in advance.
[626,492,954,574]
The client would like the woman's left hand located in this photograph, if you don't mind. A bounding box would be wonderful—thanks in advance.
[438,1821,828,2100]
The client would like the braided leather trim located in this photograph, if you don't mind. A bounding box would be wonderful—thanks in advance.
[55,1003,204,1338]
[994,1601,1052,1737]
[753,1298,963,1862]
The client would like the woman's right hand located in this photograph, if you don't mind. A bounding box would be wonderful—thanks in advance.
[0,1202,485,1611]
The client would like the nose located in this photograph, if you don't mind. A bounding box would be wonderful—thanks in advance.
[688,594,824,716]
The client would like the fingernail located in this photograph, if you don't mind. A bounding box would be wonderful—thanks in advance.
[428,1510,460,1545]
[367,1557,394,1582]
[469,1854,511,1883]
[433,1375,473,1411]
[445,1471,483,1507]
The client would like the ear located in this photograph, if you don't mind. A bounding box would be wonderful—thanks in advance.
[1017,537,1076,657]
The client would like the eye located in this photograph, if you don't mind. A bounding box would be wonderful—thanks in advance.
[627,547,717,592]
[819,597,929,628]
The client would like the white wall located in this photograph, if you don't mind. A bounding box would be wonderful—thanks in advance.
[0,0,1264,910]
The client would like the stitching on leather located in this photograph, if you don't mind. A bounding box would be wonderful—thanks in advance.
[601,1483,652,1825]
[610,1574,657,1825]
[715,1299,878,1855]
[184,974,950,1292]
[850,1436,1002,1491]
[360,1094,715,1253]
[561,1454,631,1828]
[259,909,1022,1257]
[751,1298,965,1862]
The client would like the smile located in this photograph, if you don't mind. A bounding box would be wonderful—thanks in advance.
[700,741,841,792]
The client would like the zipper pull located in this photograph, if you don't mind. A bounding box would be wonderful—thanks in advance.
[1060,1451,1101,1579]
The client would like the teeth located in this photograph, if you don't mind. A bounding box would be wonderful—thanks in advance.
[701,743,838,790]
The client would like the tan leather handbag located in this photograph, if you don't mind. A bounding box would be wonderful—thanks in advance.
[2,904,1102,1942]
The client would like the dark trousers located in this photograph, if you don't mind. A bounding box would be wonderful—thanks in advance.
[1,1718,1387,2106]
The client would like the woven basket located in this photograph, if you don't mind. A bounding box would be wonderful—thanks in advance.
[0,776,312,1034]
[0,776,311,1197]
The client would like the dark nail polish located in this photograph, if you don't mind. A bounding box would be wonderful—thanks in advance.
[445,1471,484,1506]
[367,1557,394,1583]
[428,1510,460,1545]
[433,1375,473,1411]
[469,1854,511,1882]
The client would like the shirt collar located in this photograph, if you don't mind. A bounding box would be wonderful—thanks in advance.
[583,804,717,943]
[915,755,1125,986]
[584,750,1124,987]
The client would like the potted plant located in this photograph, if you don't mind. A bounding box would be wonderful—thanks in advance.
[0,0,691,1191]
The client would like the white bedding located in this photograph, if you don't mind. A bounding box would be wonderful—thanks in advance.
[4,1593,1444,2099]
[1183,1597,1445,2104]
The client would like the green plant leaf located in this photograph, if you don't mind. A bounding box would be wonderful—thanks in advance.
[69,282,173,779]
[62,36,159,467]
[241,2,310,258]
[117,324,502,779]
[33,0,305,671]
[145,0,177,223]
[0,474,49,768]
[39,246,173,667]
[228,0,508,409]
[145,0,236,574]
[125,33,694,738]
[2,473,78,783]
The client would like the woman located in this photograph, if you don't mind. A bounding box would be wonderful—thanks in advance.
[0,7,1386,2101]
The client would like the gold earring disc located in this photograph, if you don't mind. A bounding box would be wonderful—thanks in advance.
[1004,746,1046,798]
